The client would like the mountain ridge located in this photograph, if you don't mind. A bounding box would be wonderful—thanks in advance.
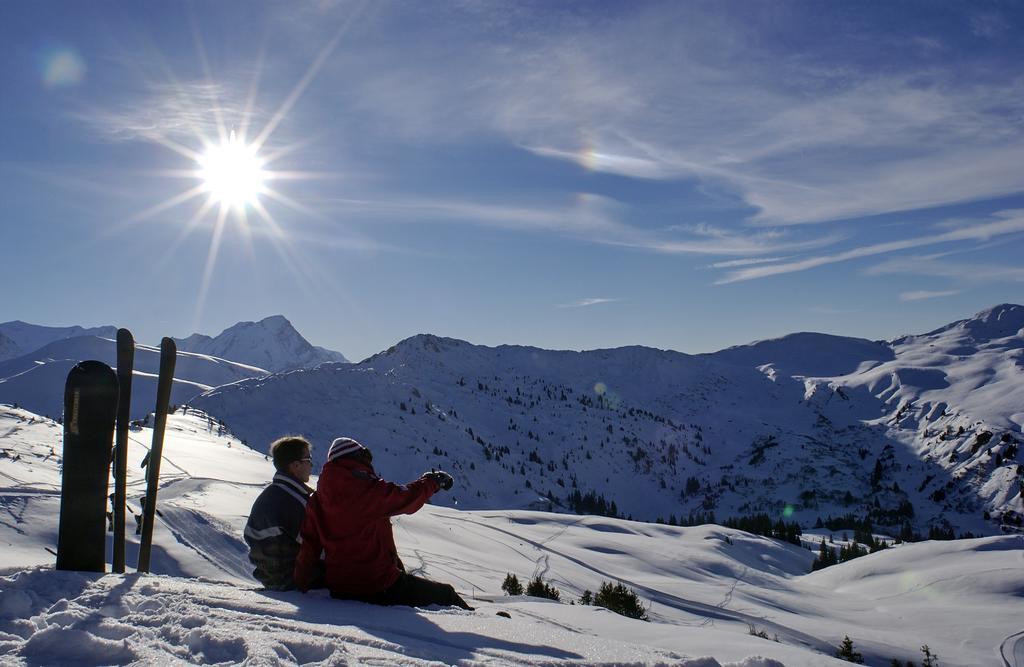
[0,335,268,420]
[192,303,1024,537]
[0,315,348,418]
[0,320,118,362]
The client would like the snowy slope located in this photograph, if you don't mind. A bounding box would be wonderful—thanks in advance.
[0,404,1021,666]
[192,305,1024,538]
[174,315,349,372]
[800,304,1024,533]
[0,321,117,362]
[0,335,268,420]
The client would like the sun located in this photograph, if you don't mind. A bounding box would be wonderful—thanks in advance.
[121,14,361,331]
[197,130,266,211]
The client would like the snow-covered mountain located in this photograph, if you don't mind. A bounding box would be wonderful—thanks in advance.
[0,335,267,420]
[174,315,349,372]
[1,403,1021,666]
[0,315,349,419]
[192,304,1024,538]
[0,321,118,362]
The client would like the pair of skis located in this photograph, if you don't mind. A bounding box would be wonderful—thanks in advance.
[55,330,176,573]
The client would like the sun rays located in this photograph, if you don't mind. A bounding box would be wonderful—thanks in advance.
[117,8,365,330]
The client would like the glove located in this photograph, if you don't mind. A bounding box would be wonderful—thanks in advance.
[423,470,454,491]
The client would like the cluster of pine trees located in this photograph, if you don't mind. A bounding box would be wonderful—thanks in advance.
[812,529,897,570]
[502,573,560,601]
[566,489,621,518]
[723,513,802,545]
[654,511,717,527]
[501,574,648,620]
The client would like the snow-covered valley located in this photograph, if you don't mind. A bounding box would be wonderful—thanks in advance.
[1,405,1022,666]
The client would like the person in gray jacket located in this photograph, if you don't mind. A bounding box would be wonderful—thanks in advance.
[244,436,322,590]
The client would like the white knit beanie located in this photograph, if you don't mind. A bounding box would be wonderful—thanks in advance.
[327,437,369,462]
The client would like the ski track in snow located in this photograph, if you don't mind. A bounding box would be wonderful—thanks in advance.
[441,512,834,654]
[1000,630,1024,667]
[127,432,191,479]
[156,506,252,582]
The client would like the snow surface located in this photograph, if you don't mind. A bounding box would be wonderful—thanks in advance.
[1,404,1022,666]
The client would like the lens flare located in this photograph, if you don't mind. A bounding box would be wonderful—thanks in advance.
[39,46,86,88]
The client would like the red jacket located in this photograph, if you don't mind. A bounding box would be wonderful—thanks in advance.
[294,457,439,597]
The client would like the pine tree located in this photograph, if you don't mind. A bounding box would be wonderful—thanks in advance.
[920,644,937,667]
[593,581,648,620]
[813,537,839,570]
[526,575,560,601]
[501,573,523,596]
[836,635,864,663]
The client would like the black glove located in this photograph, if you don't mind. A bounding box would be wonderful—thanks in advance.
[423,470,453,491]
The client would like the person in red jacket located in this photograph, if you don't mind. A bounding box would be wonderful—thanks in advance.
[294,437,472,609]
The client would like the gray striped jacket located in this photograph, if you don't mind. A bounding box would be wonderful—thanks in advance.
[244,472,313,590]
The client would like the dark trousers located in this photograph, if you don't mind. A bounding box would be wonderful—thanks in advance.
[343,573,473,610]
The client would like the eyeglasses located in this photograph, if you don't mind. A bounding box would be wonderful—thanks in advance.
[296,457,313,463]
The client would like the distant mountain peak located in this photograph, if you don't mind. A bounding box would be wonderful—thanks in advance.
[370,334,469,362]
[256,314,291,327]
[175,316,348,372]
[221,315,291,333]
[403,333,467,352]
[972,303,1024,324]
[924,303,1024,341]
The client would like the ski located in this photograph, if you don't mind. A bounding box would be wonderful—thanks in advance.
[137,337,176,573]
[56,360,118,572]
[112,328,134,574]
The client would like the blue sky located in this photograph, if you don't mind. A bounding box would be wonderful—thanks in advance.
[2,1,1023,361]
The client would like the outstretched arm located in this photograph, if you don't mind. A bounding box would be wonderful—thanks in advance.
[363,476,440,519]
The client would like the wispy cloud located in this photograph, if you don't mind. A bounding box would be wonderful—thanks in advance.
[971,12,1010,40]
[900,290,963,301]
[316,193,842,258]
[73,82,255,144]
[303,4,1024,228]
[710,256,787,269]
[716,210,1024,284]
[867,255,1024,283]
[556,298,618,309]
